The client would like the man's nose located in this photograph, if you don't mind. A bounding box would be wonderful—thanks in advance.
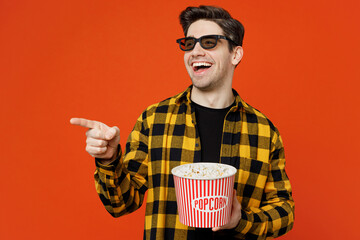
[190,41,206,56]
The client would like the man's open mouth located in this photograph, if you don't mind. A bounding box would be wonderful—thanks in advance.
[192,62,212,72]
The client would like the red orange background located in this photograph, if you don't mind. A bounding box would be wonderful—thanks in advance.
[1,0,359,239]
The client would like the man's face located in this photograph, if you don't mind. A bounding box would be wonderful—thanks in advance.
[184,20,242,91]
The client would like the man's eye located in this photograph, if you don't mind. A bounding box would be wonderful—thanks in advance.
[185,42,194,47]
[204,39,216,45]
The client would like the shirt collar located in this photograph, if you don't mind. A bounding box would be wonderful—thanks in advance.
[175,85,255,113]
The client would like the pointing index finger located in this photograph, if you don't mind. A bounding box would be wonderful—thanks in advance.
[70,118,99,129]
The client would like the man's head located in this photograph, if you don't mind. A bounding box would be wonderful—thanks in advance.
[178,6,244,92]
[179,5,244,52]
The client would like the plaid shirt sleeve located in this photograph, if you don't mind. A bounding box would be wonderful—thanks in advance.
[234,126,294,239]
[94,111,149,217]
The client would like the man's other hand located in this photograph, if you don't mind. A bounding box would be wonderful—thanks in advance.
[212,190,242,232]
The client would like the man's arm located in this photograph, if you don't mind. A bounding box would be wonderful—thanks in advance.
[214,128,295,239]
[70,116,149,217]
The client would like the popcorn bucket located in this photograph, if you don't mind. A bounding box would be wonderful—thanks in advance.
[171,163,237,228]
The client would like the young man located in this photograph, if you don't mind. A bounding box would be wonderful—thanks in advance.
[71,5,294,240]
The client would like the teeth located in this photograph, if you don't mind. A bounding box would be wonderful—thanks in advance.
[192,62,212,67]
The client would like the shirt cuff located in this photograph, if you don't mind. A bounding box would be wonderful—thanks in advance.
[233,209,251,236]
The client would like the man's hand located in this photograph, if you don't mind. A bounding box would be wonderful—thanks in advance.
[70,118,120,163]
[212,190,242,232]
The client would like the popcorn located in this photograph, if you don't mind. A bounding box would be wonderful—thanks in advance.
[172,162,236,179]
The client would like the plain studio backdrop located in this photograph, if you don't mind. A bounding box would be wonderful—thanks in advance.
[0,0,359,239]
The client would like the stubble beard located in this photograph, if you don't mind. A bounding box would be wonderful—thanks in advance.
[191,77,220,92]
[190,68,228,92]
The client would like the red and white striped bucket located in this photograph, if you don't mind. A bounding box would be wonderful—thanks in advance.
[172,163,236,228]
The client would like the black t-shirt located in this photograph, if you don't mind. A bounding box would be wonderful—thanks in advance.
[191,100,236,239]
[191,101,234,163]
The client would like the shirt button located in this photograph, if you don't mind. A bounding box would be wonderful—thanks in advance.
[195,143,199,147]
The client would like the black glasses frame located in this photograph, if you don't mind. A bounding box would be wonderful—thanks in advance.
[176,35,238,51]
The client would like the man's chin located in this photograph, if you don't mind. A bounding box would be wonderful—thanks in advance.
[192,82,216,92]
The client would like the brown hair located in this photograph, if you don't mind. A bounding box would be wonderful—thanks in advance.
[179,5,245,51]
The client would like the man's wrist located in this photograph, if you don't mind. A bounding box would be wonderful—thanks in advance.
[95,145,120,166]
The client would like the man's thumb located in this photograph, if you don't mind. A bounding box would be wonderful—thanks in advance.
[105,127,116,140]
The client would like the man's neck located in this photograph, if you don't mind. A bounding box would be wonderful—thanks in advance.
[190,86,235,109]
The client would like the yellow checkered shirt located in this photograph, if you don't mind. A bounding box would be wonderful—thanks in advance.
[94,86,294,239]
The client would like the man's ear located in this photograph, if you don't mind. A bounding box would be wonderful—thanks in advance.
[232,46,243,66]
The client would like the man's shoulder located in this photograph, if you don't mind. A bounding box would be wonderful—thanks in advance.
[240,100,278,133]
